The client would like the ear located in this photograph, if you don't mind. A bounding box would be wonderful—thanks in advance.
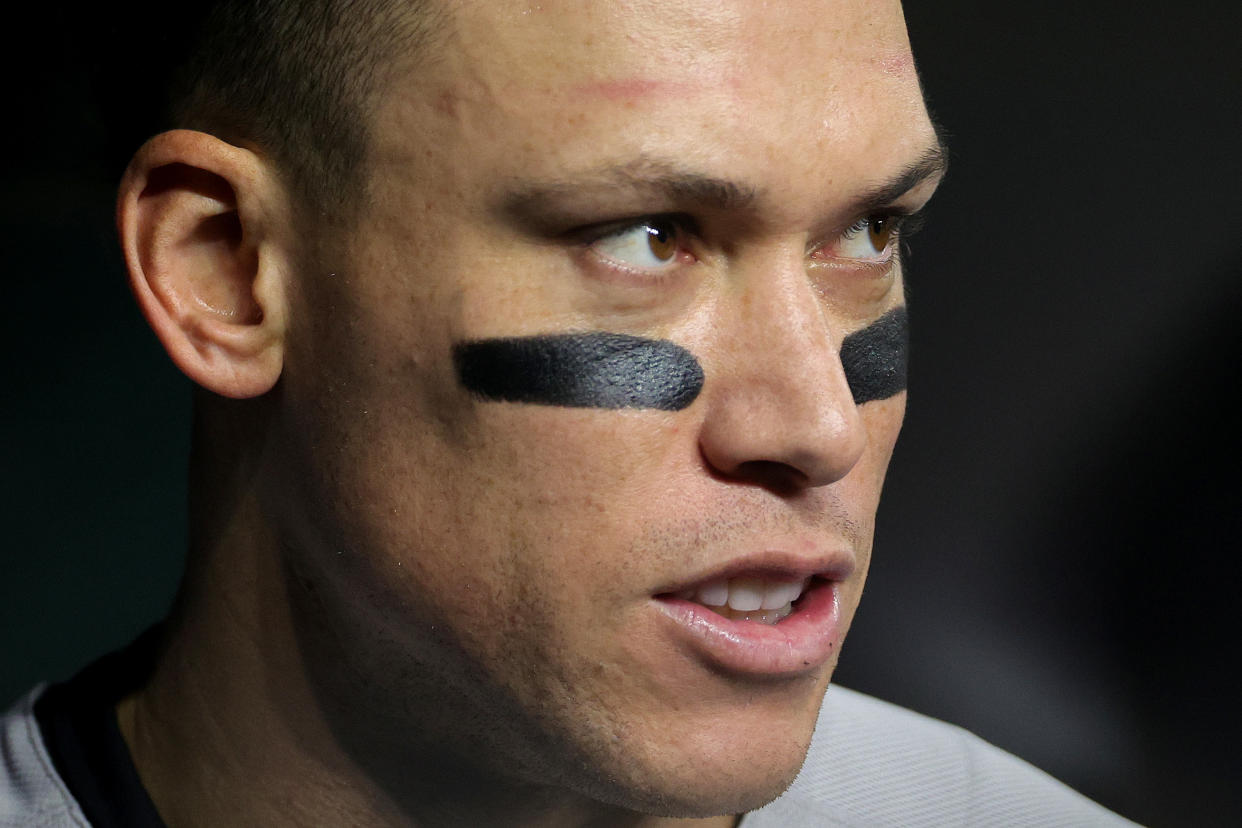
[118,130,291,399]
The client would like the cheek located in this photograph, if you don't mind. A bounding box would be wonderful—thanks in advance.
[457,405,692,543]
[350,398,686,581]
[859,391,906,478]
[351,406,693,702]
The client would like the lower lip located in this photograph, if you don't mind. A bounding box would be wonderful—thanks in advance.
[652,581,843,677]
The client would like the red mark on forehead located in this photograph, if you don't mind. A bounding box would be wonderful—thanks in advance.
[571,78,698,102]
[874,51,913,77]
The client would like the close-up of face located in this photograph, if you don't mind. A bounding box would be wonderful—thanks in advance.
[264,0,942,818]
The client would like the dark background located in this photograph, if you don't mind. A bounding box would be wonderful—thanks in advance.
[3,3,1239,826]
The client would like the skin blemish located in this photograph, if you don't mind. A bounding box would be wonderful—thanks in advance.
[453,332,704,411]
[839,306,908,404]
[874,51,914,77]
[569,78,696,103]
[433,89,458,117]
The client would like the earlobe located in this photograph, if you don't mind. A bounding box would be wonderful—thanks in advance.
[118,130,289,399]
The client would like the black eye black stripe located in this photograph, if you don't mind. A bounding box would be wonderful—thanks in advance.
[453,307,906,411]
[839,306,908,404]
[453,332,704,411]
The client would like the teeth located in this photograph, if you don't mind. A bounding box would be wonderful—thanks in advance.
[728,577,765,611]
[763,581,795,610]
[696,581,729,607]
[682,576,812,623]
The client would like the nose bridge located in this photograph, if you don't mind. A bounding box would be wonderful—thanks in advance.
[697,249,867,488]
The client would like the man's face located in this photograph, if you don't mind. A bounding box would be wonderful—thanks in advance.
[272,0,941,816]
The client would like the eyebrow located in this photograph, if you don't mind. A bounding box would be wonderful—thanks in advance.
[497,137,948,230]
[499,158,758,230]
[848,141,948,217]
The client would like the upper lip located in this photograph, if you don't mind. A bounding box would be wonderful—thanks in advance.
[653,548,856,596]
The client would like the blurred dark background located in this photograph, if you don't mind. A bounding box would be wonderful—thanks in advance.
[2,3,1239,826]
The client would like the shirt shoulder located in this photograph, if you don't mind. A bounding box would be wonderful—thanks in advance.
[742,684,1141,827]
[0,688,90,828]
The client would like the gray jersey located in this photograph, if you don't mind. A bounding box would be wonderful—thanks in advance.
[743,684,1138,826]
[1,687,89,827]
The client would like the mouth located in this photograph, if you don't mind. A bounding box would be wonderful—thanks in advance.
[650,555,854,677]
[665,575,815,624]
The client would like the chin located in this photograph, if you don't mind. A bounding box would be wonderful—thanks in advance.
[565,710,817,820]
[592,754,807,820]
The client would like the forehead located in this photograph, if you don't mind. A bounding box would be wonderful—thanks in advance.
[376,0,934,218]
[448,0,912,76]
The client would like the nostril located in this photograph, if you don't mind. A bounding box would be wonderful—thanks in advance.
[723,460,809,495]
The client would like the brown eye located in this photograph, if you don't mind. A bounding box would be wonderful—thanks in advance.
[867,216,894,252]
[830,214,902,263]
[646,223,677,261]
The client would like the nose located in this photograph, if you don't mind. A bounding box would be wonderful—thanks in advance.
[697,257,868,491]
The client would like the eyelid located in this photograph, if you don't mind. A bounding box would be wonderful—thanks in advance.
[574,213,699,244]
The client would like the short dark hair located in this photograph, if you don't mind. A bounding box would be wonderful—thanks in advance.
[166,0,442,223]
